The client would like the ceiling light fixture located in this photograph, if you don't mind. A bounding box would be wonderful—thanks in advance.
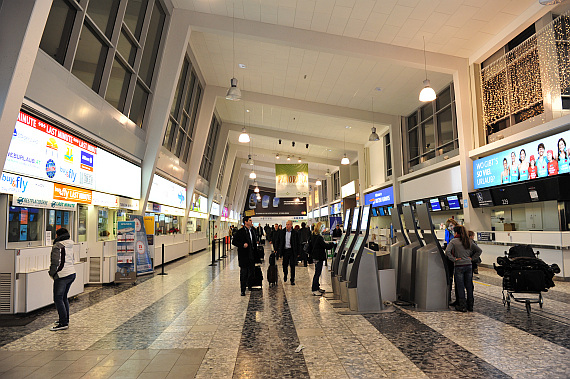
[239,127,250,143]
[249,171,256,179]
[539,0,564,4]
[298,157,302,163]
[342,130,349,165]
[369,97,379,141]
[325,169,331,177]
[247,154,254,165]
[254,186,259,193]
[316,179,322,186]
[276,153,280,159]
[292,141,295,147]
[225,7,241,101]
[306,144,309,149]
[419,36,436,102]
[287,156,291,161]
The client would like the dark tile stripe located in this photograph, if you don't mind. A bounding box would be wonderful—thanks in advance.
[364,309,511,379]
[234,278,310,378]
[87,251,234,350]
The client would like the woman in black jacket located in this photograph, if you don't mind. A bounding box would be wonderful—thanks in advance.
[309,222,335,296]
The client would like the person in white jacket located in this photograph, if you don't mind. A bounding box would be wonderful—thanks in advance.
[48,228,76,331]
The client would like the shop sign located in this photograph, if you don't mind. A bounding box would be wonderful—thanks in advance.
[12,196,77,211]
[149,174,186,208]
[341,181,356,198]
[275,163,309,197]
[330,202,342,215]
[0,172,53,199]
[473,129,570,189]
[96,149,141,199]
[53,183,92,204]
[222,207,229,218]
[314,208,320,218]
[364,186,394,207]
[92,191,119,208]
[119,197,139,210]
[477,232,495,242]
[128,215,153,275]
[188,210,208,219]
[7,112,97,189]
[320,206,328,216]
[152,203,161,212]
[161,205,185,216]
[115,221,136,283]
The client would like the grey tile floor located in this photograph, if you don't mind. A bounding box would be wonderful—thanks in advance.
[1,245,570,378]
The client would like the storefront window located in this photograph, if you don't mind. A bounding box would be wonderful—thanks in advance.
[98,208,117,240]
[47,209,72,242]
[78,205,88,242]
[8,206,43,246]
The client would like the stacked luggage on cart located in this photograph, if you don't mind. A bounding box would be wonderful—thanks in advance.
[494,245,560,314]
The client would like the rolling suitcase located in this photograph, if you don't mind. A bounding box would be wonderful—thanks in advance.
[267,252,278,286]
[249,265,263,288]
[256,245,265,262]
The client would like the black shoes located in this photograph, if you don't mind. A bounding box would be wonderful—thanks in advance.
[291,280,295,286]
[50,323,68,331]
[467,299,474,312]
[454,299,467,312]
[284,275,287,282]
[241,291,246,296]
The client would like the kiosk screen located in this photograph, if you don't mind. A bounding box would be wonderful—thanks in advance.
[343,209,350,230]
[360,206,370,230]
[387,206,392,215]
[379,207,385,216]
[353,236,364,252]
[344,235,355,251]
[447,195,461,209]
[351,208,360,231]
[371,208,378,217]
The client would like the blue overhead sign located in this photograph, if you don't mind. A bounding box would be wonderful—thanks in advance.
[364,186,394,207]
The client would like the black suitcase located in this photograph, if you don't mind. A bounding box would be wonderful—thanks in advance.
[269,252,276,266]
[267,265,278,286]
[260,239,265,245]
[256,245,265,262]
[249,265,263,288]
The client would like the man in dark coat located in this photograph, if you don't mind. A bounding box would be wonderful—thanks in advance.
[278,220,301,285]
[272,223,281,259]
[232,216,257,296]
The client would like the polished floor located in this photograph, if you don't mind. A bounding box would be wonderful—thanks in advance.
[1,244,570,379]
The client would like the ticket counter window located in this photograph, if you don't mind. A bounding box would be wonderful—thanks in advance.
[47,209,72,243]
[8,206,43,246]
[78,205,88,242]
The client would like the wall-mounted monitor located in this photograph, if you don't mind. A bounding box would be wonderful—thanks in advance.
[371,207,378,217]
[360,206,370,230]
[447,195,461,210]
[430,198,441,211]
[379,207,385,216]
[475,190,494,207]
[351,207,360,231]
[387,206,392,215]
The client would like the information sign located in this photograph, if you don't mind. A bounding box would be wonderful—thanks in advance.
[115,221,136,283]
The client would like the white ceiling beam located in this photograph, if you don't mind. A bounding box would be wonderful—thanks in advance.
[233,144,345,166]
[184,11,467,74]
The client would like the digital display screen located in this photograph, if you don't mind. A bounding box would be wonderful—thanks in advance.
[353,236,364,252]
[403,202,410,207]
[379,207,385,216]
[430,198,441,211]
[476,190,495,207]
[447,195,461,209]
[371,208,378,217]
[343,209,350,230]
[416,200,423,205]
[360,206,370,230]
[351,207,360,231]
[344,235,355,251]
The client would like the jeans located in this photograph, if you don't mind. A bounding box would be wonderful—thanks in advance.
[454,265,473,301]
[53,273,76,325]
[312,260,323,291]
[282,249,295,282]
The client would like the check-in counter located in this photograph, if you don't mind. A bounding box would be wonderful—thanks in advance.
[189,232,208,253]
[153,233,190,266]
[13,245,86,313]
[476,231,570,279]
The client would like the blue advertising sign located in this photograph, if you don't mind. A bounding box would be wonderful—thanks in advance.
[115,221,136,283]
[364,186,394,207]
[473,131,570,189]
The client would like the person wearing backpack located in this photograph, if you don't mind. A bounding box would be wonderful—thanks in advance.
[445,225,482,312]
[309,222,335,296]
[299,222,312,266]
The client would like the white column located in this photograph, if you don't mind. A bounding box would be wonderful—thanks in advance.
[184,85,222,217]
[454,65,491,231]
[0,0,53,172]
[139,11,191,214]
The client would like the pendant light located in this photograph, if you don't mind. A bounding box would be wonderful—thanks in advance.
[226,7,241,101]
[239,127,250,143]
[276,153,279,159]
[249,171,256,179]
[298,157,302,163]
[369,97,379,141]
[287,156,291,161]
[341,129,350,165]
[419,36,436,102]
[315,165,321,186]
[325,150,331,177]
[247,154,254,165]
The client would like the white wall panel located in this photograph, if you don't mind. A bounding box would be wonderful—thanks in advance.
[399,165,462,202]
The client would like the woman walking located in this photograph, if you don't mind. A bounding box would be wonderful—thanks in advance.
[308,222,335,296]
[445,225,482,312]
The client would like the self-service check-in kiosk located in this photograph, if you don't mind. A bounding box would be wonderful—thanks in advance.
[390,208,409,298]
[414,203,450,310]
[337,207,362,304]
[400,205,424,304]
[330,208,352,300]
[343,205,395,314]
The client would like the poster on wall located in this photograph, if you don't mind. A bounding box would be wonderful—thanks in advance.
[473,130,570,189]
[7,112,97,189]
[244,186,307,216]
[129,215,153,275]
[275,164,309,198]
[149,175,186,208]
[115,221,136,283]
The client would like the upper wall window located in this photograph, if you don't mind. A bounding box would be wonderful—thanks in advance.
[404,83,458,172]
[199,114,221,182]
[385,133,392,178]
[39,0,167,129]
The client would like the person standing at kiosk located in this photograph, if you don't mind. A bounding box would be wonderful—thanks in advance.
[309,222,336,296]
[445,226,482,312]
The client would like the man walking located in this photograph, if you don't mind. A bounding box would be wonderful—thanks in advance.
[232,216,257,296]
[278,220,300,285]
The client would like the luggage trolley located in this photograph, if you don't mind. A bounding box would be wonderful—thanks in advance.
[494,245,560,315]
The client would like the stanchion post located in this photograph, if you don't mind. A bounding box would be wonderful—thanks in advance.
[209,238,216,266]
[221,236,227,258]
[158,244,167,275]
